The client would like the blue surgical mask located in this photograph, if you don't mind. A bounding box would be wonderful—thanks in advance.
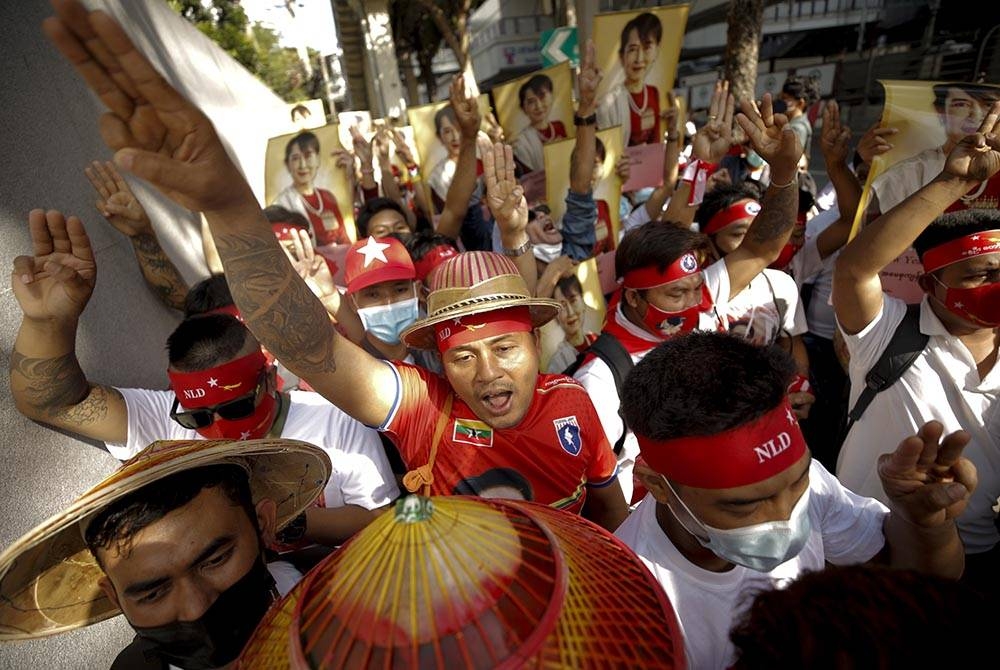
[662,476,812,572]
[357,295,419,345]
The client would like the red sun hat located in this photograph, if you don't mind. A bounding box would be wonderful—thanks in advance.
[344,236,416,296]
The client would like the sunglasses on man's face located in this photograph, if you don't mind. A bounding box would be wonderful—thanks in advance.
[169,371,266,430]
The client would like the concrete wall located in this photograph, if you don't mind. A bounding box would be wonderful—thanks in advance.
[0,1,293,667]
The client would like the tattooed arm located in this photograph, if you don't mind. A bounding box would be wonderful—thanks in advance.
[85,161,188,310]
[722,94,804,299]
[43,3,397,427]
[10,209,128,443]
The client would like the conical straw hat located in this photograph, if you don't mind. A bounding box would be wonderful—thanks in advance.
[401,251,559,350]
[238,495,685,669]
[0,438,331,641]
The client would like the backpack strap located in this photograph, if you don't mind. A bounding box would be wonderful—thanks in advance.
[841,303,928,441]
[565,332,635,456]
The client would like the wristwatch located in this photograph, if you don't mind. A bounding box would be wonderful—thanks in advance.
[573,112,597,126]
[501,238,533,258]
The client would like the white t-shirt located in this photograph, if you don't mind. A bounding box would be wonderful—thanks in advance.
[574,261,730,503]
[723,268,807,345]
[109,388,399,511]
[615,461,887,670]
[836,295,1000,553]
[789,206,840,339]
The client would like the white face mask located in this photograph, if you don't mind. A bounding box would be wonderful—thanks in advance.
[356,295,419,345]
[662,475,812,572]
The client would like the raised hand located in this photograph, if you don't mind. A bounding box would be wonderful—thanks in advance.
[483,111,505,144]
[43,1,252,213]
[280,228,337,301]
[12,209,97,322]
[577,39,602,116]
[856,120,898,166]
[879,420,976,528]
[736,92,802,183]
[483,142,527,239]
[390,128,417,166]
[614,154,631,183]
[373,128,392,164]
[942,101,1000,183]
[350,125,373,169]
[818,100,853,167]
[84,160,152,237]
[450,74,481,140]
[692,80,736,164]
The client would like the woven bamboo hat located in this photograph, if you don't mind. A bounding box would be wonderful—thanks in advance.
[238,495,685,669]
[0,438,331,641]
[400,251,560,350]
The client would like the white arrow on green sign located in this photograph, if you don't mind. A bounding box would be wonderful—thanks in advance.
[540,27,578,68]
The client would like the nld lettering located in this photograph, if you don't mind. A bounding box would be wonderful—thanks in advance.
[753,432,792,463]
[182,388,207,400]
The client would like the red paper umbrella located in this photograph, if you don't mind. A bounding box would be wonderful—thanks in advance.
[238,495,684,669]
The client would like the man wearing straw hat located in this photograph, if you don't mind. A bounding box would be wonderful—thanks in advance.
[38,2,628,532]
[0,437,331,670]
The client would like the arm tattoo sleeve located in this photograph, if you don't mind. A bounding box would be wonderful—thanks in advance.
[214,233,338,376]
[10,350,112,425]
[131,233,189,311]
[748,182,798,244]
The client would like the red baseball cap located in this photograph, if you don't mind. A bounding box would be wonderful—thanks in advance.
[343,236,416,295]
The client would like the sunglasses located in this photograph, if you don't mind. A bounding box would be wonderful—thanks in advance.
[169,371,266,430]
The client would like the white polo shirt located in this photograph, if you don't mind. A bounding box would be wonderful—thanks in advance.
[836,294,1000,554]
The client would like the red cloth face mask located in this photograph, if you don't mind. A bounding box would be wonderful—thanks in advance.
[932,276,1000,327]
[641,285,714,340]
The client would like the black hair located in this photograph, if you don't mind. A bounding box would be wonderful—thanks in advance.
[622,331,796,440]
[781,75,820,107]
[452,467,533,500]
[695,182,763,233]
[618,12,663,57]
[730,565,988,669]
[518,74,555,108]
[167,314,251,371]
[262,204,311,230]
[85,464,256,564]
[284,131,320,163]
[554,273,583,297]
[355,197,409,238]
[913,209,1000,262]
[405,228,460,262]
[434,105,459,136]
[528,203,552,222]
[615,220,711,281]
[931,82,1000,113]
[183,274,233,317]
[290,104,311,121]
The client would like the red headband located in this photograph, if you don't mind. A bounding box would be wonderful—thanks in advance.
[434,306,532,353]
[167,350,266,408]
[922,230,1000,273]
[203,304,244,322]
[413,245,459,283]
[623,252,701,290]
[637,399,807,488]
[703,199,761,235]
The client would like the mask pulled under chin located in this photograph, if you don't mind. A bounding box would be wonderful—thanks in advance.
[135,557,277,670]
[935,277,1000,327]
[532,241,563,264]
[642,284,713,340]
[357,295,419,346]
[663,474,812,573]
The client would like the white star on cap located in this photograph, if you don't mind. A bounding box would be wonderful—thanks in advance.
[239,431,251,440]
[356,236,391,267]
[207,377,219,387]
[954,301,964,309]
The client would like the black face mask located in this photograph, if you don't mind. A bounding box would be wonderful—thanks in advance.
[133,557,276,670]
[771,98,788,114]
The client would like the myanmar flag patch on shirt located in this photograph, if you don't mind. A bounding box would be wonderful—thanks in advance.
[453,418,494,448]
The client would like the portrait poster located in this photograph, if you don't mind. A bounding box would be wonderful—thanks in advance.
[264,124,357,255]
[493,61,576,174]
[538,258,607,373]
[407,94,493,212]
[286,98,326,131]
[593,5,689,149]
[337,110,374,150]
[852,80,1000,303]
[544,127,623,294]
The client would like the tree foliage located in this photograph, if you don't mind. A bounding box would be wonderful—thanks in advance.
[168,0,321,103]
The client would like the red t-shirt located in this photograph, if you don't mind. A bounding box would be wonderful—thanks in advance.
[301,188,350,246]
[628,85,662,146]
[381,362,619,514]
[538,120,568,144]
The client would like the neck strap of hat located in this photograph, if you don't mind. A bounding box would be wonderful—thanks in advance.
[402,393,454,496]
[266,392,290,439]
